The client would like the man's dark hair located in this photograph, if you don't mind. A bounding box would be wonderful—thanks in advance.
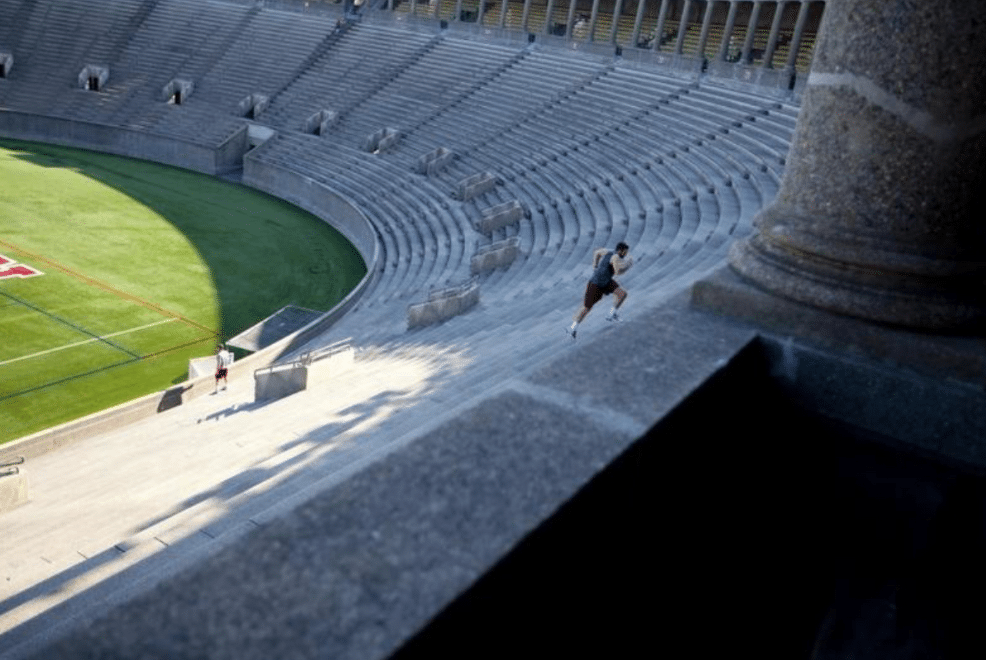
[616,242,629,252]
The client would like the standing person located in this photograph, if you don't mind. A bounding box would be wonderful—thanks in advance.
[214,344,231,393]
[568,242,633,339]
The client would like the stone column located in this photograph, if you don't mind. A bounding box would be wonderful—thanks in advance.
[588,0,602,42]
[433,0,441,19]
[543,0,557,34]
[729,0,986,330]
[565,0,579,39]
[630,0,647,46]
[740,1,763,64]
[696,0,716,60]
[477,0,486,25]
[521,0,532,30]
[783,0,810,73]
[499,0,509,27]
[454,0,463,21]
[652,0,671,50]
[410,0,418,15]
[609,0,626,44]
[762,0,786,68]
[716,1,739,61]
[673,0,692,54]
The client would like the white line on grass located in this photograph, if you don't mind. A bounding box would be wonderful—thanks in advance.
[0,318,178,367]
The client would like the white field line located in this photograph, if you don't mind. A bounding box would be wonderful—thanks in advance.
[0,318,178,367]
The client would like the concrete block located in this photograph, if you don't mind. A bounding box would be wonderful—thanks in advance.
[254,363,308,401]
[0,467,28,514]
[363,127,400,153]
[78,65,109,91]
[408,281,480,329]
[305,109,338,135]
[478,200,524,234]
[456,172,498,201]
[414,147,455,176]
[238,93,270,119]
[471,237,520,274]
[161,78,194,104]
[188,356,217,380]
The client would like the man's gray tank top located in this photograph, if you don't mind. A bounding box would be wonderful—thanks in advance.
[590,251,615,287]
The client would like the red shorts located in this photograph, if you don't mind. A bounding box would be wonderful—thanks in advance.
[584,280,619,309]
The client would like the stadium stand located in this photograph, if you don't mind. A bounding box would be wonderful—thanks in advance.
[3,0,983,658]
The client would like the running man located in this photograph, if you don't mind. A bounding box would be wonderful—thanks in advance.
[568,242,633,339]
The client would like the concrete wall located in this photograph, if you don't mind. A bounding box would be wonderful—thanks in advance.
[0,111,243,176]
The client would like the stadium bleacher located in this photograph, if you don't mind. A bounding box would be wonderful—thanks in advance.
[0,0,830,656]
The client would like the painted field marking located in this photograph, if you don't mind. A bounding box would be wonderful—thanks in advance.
[0,318,178,367]
[0,253,44,279]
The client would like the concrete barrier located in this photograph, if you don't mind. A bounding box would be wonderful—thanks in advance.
[414,147,455,176]
[363,127,400,153]
[456,172,498,201]
[0,460,28,514]
[471,237,520,274]
[478,200,524,234]
[305,109,338,135]
[407,280,480,329]
[254,363,308,401]
[238,93,270,119]
[162,78,195,104]
[0,110,246,175]
[78,65,109,91]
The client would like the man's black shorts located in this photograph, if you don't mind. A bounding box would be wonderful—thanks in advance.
[584,280,619,309]
[215,367,228,380]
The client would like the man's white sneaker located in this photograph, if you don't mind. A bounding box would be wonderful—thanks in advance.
[566,326,577,340]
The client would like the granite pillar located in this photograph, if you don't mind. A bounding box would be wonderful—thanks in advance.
[544,0,557,34]
[696,0,716,60]
[729,0,986,331]
[588,0,602,41]
[740,1,763,64]
[499,0,508,26]
[565,0,578,38]
[652,0,671,50]
[783,0,810,73]
[673,0,692,54]
[609,0,626,44]
[521,0,532,31]
[716,1,739,61]
[762,0,786,68]
[630,0,647,46]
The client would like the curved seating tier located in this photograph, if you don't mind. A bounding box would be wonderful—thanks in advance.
[0,2,807,641]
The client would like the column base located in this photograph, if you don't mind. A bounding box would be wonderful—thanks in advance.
[727,233,986,333]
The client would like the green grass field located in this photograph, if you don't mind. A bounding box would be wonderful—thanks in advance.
[0,139,366,444]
